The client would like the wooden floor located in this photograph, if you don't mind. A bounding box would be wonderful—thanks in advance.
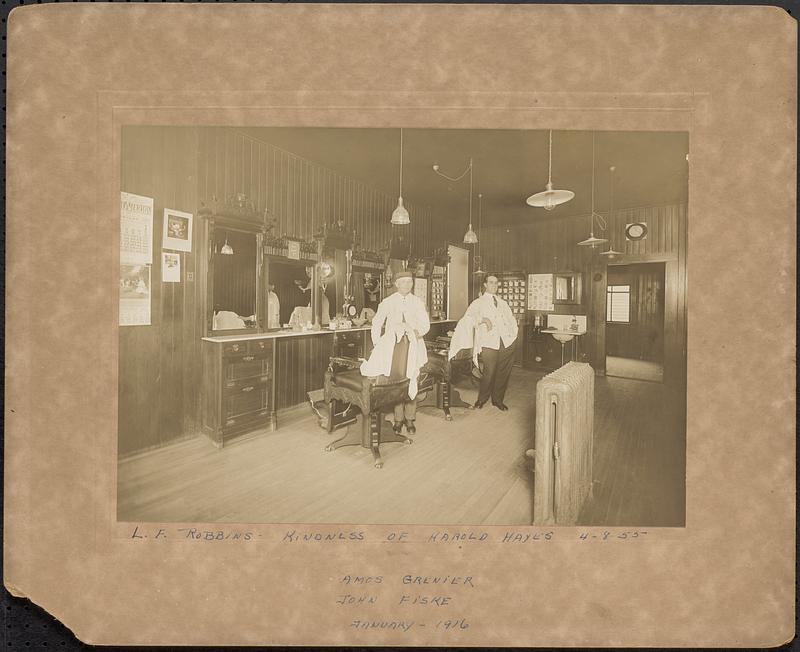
[606,356,665,383]
[118,368,685,526]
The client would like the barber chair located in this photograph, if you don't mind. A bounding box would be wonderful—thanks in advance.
[324,353,413,469]
[415,343,473,420]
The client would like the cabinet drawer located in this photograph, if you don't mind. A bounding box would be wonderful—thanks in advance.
[223,375,270,393]
[222,408,270,434]
[222,341,247,355]
[224,357,271,383]
[248,339,272,355]
[334,339,362,358]
[224,382,269,420]
[335,330,363,344]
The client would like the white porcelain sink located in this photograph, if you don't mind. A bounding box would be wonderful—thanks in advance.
[543,329,586,344]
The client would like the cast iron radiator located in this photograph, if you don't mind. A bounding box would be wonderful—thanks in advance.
[533,361,595,525]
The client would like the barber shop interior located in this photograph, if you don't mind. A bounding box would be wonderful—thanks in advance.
[118,126,688,527]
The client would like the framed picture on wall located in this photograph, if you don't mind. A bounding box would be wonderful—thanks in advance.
[162,208,193,252]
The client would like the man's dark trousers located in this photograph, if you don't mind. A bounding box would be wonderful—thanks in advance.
[477,339,516,405]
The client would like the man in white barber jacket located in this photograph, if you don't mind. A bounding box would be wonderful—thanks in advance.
[360,270,430,435]
[463,274,519,411]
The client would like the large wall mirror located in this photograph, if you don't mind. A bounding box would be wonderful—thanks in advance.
[553,272,583,305]
[206,219,265,334]
[267,259,316,328]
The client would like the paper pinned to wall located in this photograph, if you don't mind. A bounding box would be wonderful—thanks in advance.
[119,264,151,326]
[528,273,555,311]
[120,192,153,265]
[162,252,181,283]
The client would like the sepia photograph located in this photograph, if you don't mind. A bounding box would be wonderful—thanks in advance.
[5,3,794,647]
[117,126,688,527]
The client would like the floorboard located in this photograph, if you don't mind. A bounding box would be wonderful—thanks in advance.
[118,367,685,526]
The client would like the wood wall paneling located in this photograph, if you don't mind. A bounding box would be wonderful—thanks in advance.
[119,127,200,455]
[481,203,686,382]
[197,128,446,258]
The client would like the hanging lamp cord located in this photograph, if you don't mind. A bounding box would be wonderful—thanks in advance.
[469,158,473,226]
[477,194,482,258]
[548,129,553,184]
[432,157,474,231]
[590,133,595,235]
[399,128,403,196]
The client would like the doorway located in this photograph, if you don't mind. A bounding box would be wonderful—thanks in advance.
[605,262,666,382]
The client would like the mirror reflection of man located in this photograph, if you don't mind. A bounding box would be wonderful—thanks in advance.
[267,282,280,329]
[360,271,430,435]
[295,266,331,326]
[463,274,519,411]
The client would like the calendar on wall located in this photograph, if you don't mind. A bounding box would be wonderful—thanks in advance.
[495,272,527,324]
[527,273,555,311]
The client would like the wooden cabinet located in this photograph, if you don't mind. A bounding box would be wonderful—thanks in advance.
[202,338,276,447]
[523,326,562,372]
[332,329,367,359]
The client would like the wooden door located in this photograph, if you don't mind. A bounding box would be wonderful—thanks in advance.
[606,263,665,362]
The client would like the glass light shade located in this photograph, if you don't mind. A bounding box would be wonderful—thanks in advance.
[463,224,478,244]
[220,240,234,255]
[391,196,410,225]
[577,235,609,247]
[526,181,575,210]
[600,247,623,259]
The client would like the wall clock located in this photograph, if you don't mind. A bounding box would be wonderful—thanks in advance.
[625,222,648,241]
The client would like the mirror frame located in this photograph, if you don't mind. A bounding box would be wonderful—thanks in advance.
[553,271,583,305]
[202,215,267,337]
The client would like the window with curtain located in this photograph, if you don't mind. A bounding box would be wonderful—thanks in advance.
[606,285,631,323]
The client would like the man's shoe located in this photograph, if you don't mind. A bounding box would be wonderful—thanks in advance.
[405,420,416,435]
[474,399,486,409]
[493,402,509,411]
[393,422,404,435]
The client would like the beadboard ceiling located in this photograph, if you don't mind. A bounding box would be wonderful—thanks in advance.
[242,127,689,229]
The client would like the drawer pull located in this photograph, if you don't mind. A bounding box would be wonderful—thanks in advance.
[241,385,255,393]
[232,345,240,352]
[242,355,255,362]
[226,418,236,425]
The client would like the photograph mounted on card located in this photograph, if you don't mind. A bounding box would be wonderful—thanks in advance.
[162,252,181,283]
[119,263,151,326]
[162,208,193,252]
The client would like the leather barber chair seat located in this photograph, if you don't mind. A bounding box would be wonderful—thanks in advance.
[415,349,454,420]
[416,343,473,419]
[324,351,413,469]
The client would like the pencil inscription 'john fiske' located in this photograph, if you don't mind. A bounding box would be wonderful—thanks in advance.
[336,594,378,606]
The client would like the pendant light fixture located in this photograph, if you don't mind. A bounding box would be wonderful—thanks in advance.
[600,165,624,259]
[463,158,478,244]
[578,132,609,248]
[390,128,411,225]
[473,193,485,274]
[526,129,575,211]
[432,157,477,244]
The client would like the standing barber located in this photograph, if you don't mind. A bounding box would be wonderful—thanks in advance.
[463,274,518,410]
[360,270,429,435]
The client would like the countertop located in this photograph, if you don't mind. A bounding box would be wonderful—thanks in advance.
[202,319,456,343]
